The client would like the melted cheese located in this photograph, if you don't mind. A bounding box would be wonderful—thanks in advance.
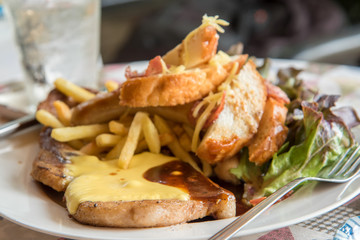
[64,152,189,214]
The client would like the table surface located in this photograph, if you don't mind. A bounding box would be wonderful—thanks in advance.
[1,13,360,240]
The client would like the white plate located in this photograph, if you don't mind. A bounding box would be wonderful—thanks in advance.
[1,60,360,240]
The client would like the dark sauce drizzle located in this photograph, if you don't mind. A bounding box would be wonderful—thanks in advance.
[143,160,233,202]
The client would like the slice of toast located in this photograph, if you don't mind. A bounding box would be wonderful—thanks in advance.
[196,60,267,164]
[119,62,229,107]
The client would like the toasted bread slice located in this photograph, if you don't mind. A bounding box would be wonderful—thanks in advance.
[119,63,229,107]
[118,54,248,108]
[196,60,267,164]
[31,128,236,227]
[248,97,288,166]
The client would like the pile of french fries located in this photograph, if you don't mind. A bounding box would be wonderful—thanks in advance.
[36,78,210,174]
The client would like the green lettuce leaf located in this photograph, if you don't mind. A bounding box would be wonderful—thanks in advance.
[255,97,355,198]
[230,149,263,190]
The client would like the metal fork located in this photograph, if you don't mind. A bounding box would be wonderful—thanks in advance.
[209,145,360,240]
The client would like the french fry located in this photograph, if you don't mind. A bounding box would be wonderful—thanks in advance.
[51,124,109,142]
[109,120,128,136]
[36,109,64,128]
[135,133,174,153]
[179,133,192,152]
[80,140,108,155]
[105,80,119,92]
[68,140,84,150]
[142,115,160,154]
[153,115,201,172]
[96,133,122,147]
[54,78,96,102]
[53,100,71,126]
[118,112,147,169]
[105,137,126,159]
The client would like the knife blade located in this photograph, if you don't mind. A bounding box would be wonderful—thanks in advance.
[0,114,38,138]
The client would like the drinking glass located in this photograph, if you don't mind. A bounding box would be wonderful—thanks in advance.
[4,0,101,111]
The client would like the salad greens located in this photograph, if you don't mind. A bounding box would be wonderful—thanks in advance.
[231,65,360,202]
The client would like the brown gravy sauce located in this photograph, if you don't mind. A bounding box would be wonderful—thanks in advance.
[143,160,232,202]
[211,177,251,216]
[143,160,249,216]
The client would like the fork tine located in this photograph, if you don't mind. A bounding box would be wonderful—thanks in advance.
[328,147,355,176]
[331,145,360,177]
[343,153,360,176]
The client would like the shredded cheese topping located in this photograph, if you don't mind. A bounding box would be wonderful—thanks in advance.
[202,15,229,33]
[167,65,186,74]
[209,51,232,67]
[191,99,217,153]
[192,92,223,119]
[218,61,240,92]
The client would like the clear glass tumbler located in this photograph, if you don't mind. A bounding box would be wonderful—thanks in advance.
[4,0,101,111]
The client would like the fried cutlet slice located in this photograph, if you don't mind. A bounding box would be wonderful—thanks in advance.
[247,97,288,166]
